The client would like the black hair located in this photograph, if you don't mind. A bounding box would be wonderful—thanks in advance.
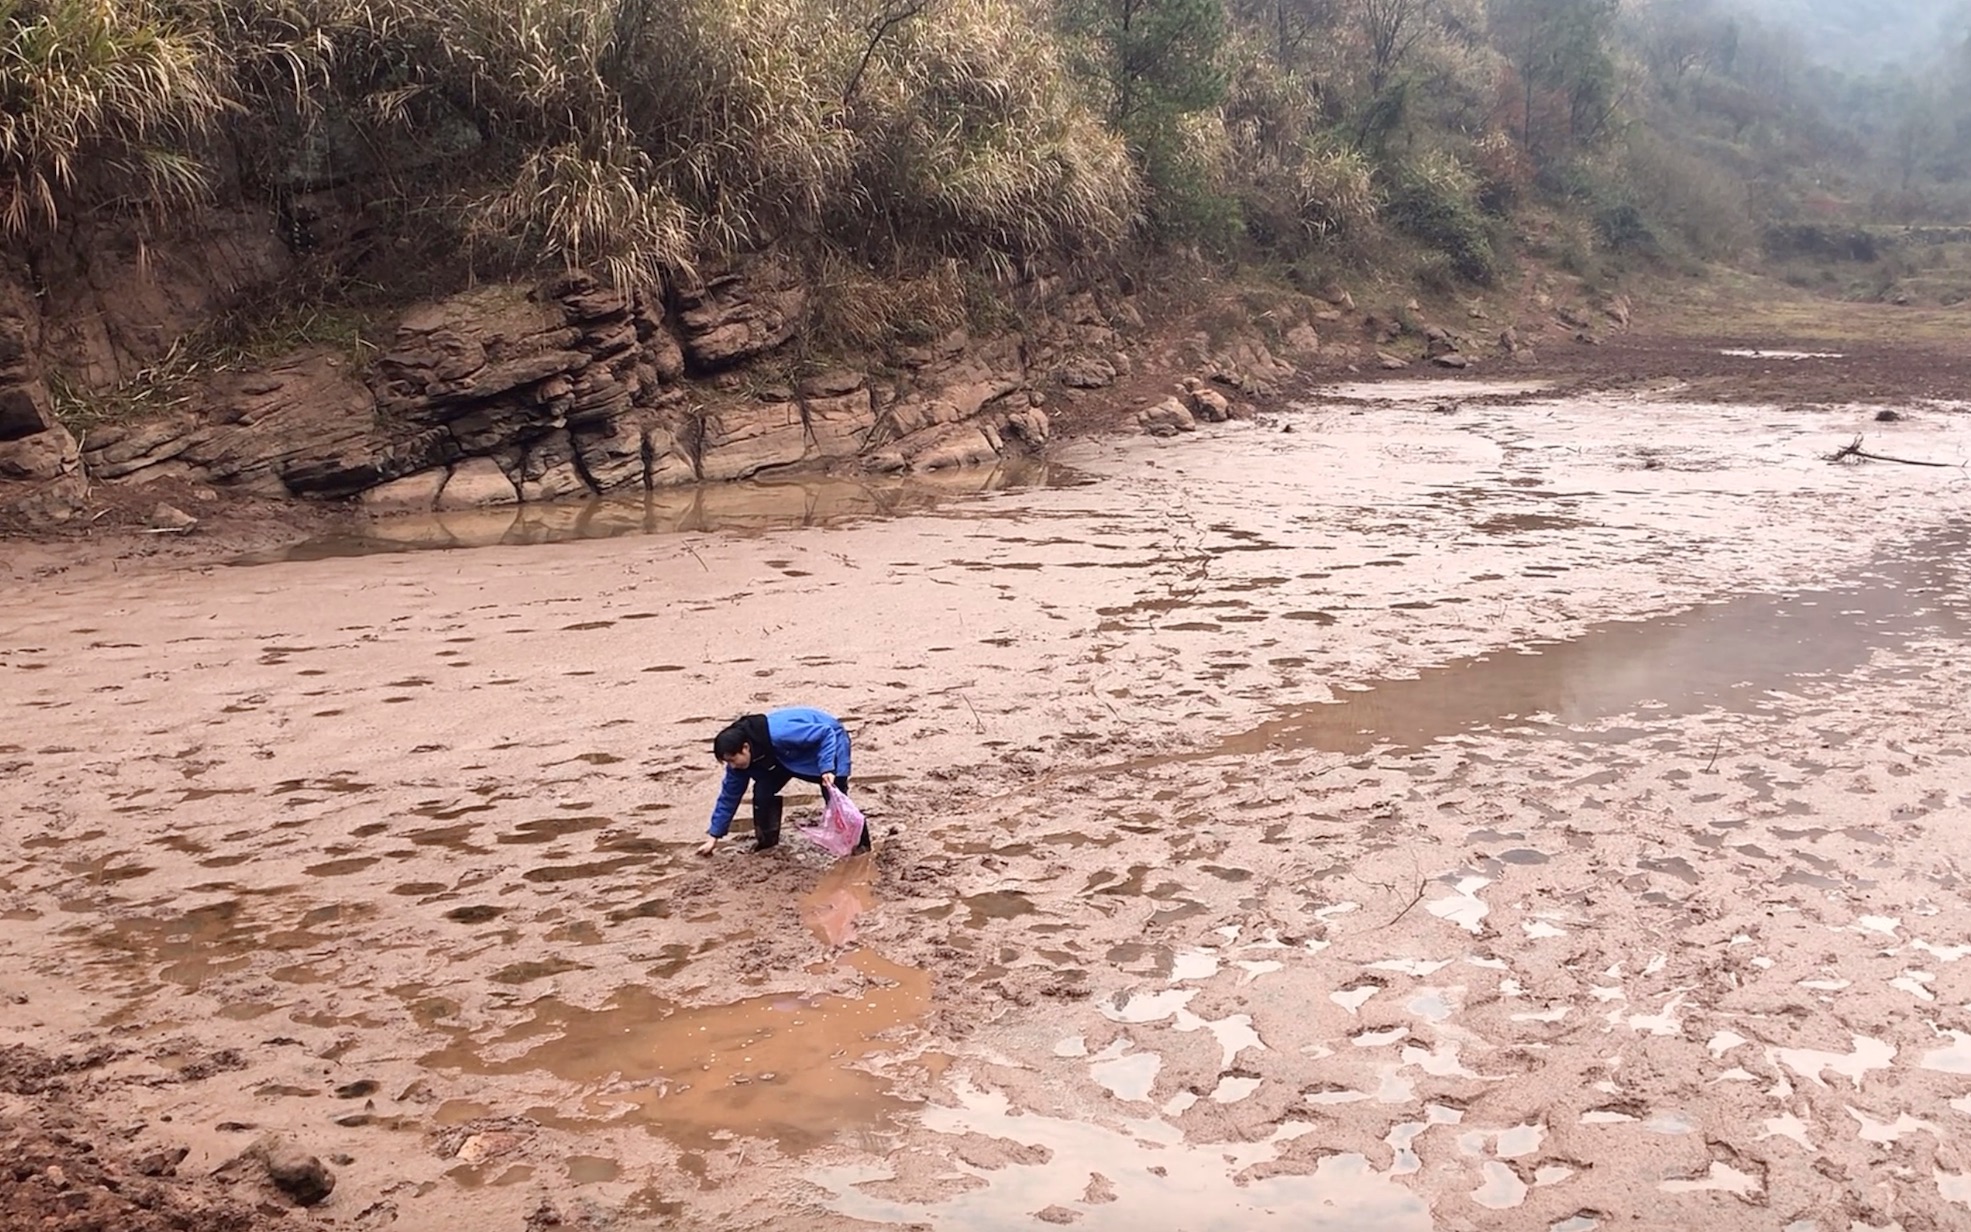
[712,720,749,761]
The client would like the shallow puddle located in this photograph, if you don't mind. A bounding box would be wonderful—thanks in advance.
[801,855,876,947]
[237,461,1083,562]
[1197,521,1967,756]
[416,949,930,1151]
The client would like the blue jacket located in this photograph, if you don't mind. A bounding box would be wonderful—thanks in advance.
[706,707,853,838]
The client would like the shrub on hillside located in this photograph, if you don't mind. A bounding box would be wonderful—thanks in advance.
[200,0,1143,339]
[1612,130,1752,260]
[849,0,1139,266]
[1385,151,1496,283]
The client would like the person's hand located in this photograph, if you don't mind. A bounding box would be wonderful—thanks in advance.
[821,772,836,790]
[697,836,719,857]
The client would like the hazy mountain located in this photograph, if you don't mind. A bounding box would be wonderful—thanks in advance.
[1730,0,1966,72]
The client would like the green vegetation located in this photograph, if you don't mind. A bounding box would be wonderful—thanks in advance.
[5,0,1970,356]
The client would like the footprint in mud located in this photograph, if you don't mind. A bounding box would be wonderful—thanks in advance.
[444,905,507,924]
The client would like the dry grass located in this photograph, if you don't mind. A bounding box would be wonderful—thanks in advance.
[1617,263,1971,345]
[200,0,1136,296]
[0,0,226,235]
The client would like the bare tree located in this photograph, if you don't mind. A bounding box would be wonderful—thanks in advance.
[1360,0,1435,97]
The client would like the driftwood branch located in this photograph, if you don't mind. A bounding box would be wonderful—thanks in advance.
[1827,435,1955,468]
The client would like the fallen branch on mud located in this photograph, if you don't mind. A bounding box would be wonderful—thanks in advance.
[1384,879,1428,927]
[1827,435,1956,467]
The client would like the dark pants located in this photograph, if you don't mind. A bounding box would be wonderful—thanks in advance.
[751,768,868,852]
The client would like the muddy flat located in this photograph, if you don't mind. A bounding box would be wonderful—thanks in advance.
[4,381,1970,1230]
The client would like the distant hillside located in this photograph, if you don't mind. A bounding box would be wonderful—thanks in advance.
[1731,0,1963,70]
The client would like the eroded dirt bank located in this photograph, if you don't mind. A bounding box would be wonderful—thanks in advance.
[4,381,1970,1231]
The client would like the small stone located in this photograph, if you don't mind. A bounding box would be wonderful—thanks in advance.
[133,1146,189,1177]
[246,1134,336,1207]
[148,503,198,531]
[1875,409,1903,422]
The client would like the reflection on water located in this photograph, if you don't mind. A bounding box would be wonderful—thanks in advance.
[1213,520,1969,757]
[237,460,1083,563]
[801,854,876,947]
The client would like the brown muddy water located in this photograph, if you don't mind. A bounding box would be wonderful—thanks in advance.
[239,460,1083,563]
[4,387,1971,1231]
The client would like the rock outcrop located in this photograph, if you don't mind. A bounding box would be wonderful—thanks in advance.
[23,267,1076,518]
[0,314,87,524]
[4,246,1362,527]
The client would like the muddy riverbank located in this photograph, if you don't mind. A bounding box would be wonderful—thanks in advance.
[4,377,1970,1230]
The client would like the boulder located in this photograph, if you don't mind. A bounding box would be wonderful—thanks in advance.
[1186,387,1232,422]
[360,468,446,514]
[1,473,86,523]
[1375,351,1409,371]
[1139,398,1196,437]
[0,422,78,481]
[1431,352,1470,369]
[437,456,518,508]
[1058,356,1117,389]
[1282,324,1322,356]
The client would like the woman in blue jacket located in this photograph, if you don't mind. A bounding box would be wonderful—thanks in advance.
[697,707,867,855]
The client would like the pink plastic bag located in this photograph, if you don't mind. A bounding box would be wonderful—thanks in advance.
[799,785,866,859]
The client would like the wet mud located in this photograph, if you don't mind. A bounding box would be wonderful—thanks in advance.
[4,385,1971,1230]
